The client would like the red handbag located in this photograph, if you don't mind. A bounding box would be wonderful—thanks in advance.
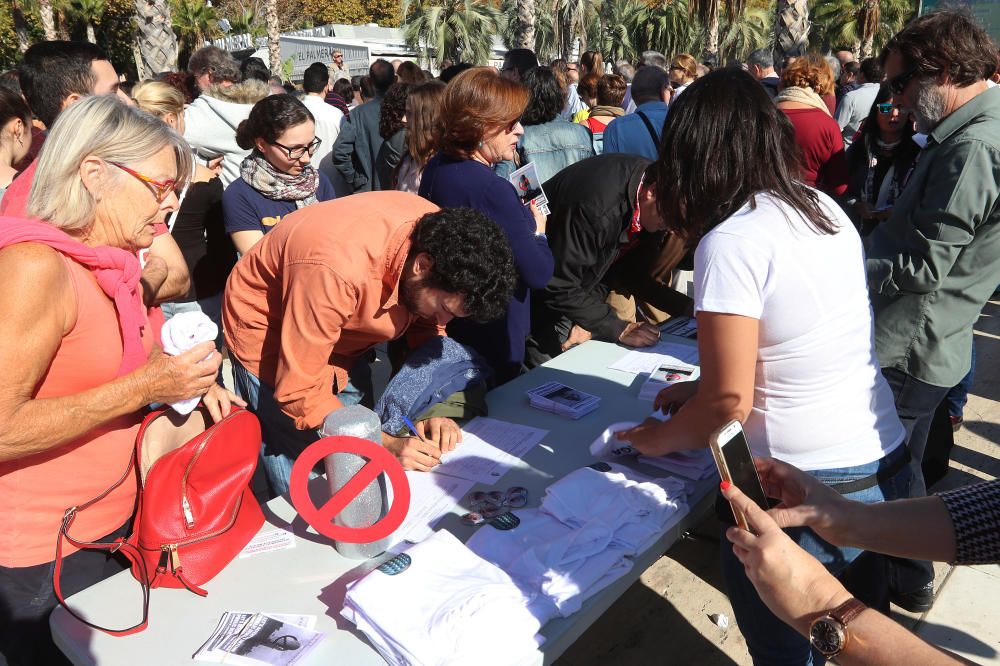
[55,406,265,635]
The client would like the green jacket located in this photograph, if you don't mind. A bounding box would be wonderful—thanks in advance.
[867,86,1000,387]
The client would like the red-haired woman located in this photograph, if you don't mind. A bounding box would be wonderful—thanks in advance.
[418,67,554,384]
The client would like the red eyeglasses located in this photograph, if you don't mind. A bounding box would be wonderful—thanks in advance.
[107,161,177,203]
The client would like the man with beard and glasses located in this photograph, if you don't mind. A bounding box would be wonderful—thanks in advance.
[223,192,517,495]
[867,9,1000,614]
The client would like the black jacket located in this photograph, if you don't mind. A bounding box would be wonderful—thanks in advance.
[535,153,691,345]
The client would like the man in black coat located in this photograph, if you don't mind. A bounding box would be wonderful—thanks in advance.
[527,153,692,366]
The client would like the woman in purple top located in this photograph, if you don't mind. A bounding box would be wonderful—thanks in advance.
[419,68,555,384]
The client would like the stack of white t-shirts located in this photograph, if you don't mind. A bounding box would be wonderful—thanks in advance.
[341,530,545,666]
[468,464,688,618]
[638,449,718,480]
[160,311,218,414]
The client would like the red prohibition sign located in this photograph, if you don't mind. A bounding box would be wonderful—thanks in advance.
[289,436,411,544]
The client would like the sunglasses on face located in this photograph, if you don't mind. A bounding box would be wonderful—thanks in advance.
[107,161,176,203]
[889,68,919,95]
[877,102,901,114]
[270,137,322,160]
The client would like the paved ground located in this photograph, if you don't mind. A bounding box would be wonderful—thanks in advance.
[557,297,1000,666]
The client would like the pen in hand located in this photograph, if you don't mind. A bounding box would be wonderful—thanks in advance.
[401,416,428,443]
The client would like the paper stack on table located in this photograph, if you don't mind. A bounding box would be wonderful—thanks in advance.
[526,381,600,419]
[608,339,700,376]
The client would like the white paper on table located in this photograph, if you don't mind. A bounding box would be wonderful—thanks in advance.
[194,612,321,664]
[238,530,296,559]
[431,417,548,484]
[608,340,700,375]
[392,472,475,546]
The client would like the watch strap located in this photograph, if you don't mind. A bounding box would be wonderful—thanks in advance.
[830,597,867,627]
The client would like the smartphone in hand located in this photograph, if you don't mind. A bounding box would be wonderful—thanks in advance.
[709,420,769,532]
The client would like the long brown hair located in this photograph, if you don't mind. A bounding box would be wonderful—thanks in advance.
[406,80,446,168]
[655,68,836,240]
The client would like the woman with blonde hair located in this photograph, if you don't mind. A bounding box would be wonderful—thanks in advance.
[0,95,240,664]
[419,67,554,383]
[775,55,849,196]
[131,80,236,332]
[668,53,698,97]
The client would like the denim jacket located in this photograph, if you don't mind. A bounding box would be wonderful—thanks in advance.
[495,119,595,184]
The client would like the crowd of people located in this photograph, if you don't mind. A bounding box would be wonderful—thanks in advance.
[2,8,1000,666]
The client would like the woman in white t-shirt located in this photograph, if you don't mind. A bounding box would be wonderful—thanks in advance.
[616,68,909,666]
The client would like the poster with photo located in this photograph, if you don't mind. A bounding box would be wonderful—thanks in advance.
[508,162,551,215]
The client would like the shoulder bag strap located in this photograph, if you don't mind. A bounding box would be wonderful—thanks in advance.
[635,110,661,148]
[53,449,151,636]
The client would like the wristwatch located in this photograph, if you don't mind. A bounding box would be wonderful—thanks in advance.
[808,597,867,657]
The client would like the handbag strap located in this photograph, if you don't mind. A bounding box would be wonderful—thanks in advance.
[635,110,661,149]
[53,446,152,636]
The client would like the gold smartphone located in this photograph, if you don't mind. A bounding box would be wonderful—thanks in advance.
[709,420,769,532]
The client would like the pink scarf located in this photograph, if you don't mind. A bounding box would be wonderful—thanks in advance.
[0,217,148,376]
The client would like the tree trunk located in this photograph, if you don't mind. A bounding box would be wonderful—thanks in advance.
[774,0,809,61]
[134,0,178,77]
[858,0,879,59]
[39,0,57,40]
[703,7,719,65]
[11,2,31,53]
[516,0,535,50]
[86,22,96,44]
[265,0,281,75]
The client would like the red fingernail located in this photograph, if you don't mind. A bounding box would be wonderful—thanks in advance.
[720,480,732,491]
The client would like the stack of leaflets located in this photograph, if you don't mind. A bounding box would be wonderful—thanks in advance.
[638,362,700,401]
[659,316,698,340]
[527,381,600,419]
[194,612,324,665]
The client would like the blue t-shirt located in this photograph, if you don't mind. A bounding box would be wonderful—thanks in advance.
[222,172,336,235]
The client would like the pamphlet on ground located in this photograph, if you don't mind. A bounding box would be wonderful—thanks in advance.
[508,162,551,215]
[638,362,700,401]
[526,381,600,419]
[194,612,323,665]
[391,472,476,546]
[431,417,548,484]
[609,340,700,375]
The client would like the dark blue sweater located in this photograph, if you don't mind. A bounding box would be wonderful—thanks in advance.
[419,153,555,383]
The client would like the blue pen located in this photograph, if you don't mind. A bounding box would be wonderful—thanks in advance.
[401,415,428,442]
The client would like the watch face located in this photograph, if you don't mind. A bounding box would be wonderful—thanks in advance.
[810,618,845,656]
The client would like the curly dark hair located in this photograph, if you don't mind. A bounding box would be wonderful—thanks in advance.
[883,9,997,87]
[379,82,412,139]
[521,67,565,125]
[408,208,517,323]
[235,94,314,149]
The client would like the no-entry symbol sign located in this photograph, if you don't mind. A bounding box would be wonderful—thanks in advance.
[289,436,411,544]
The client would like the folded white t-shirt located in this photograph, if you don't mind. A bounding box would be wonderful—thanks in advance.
[342,530,544,666]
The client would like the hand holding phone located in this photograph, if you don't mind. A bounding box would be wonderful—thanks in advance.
[709,420,769,532]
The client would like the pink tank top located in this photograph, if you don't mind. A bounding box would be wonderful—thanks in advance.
[0,255,153,567]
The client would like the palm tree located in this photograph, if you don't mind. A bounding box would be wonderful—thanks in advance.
[515,0,535,49]
[718,4,770,62]
[688,0,751,63]
[402,0,501,68]
[592,0,644,64]
[228,7,265,39]
[135,0,178,76]
[66,0,106,43]
[265,0,280,73]
[39,0,56,40]
[500,0,554,60]
[634,0,698,62]
[774,0,810,61]
[171,0,218,54]
[810,0,916,58]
